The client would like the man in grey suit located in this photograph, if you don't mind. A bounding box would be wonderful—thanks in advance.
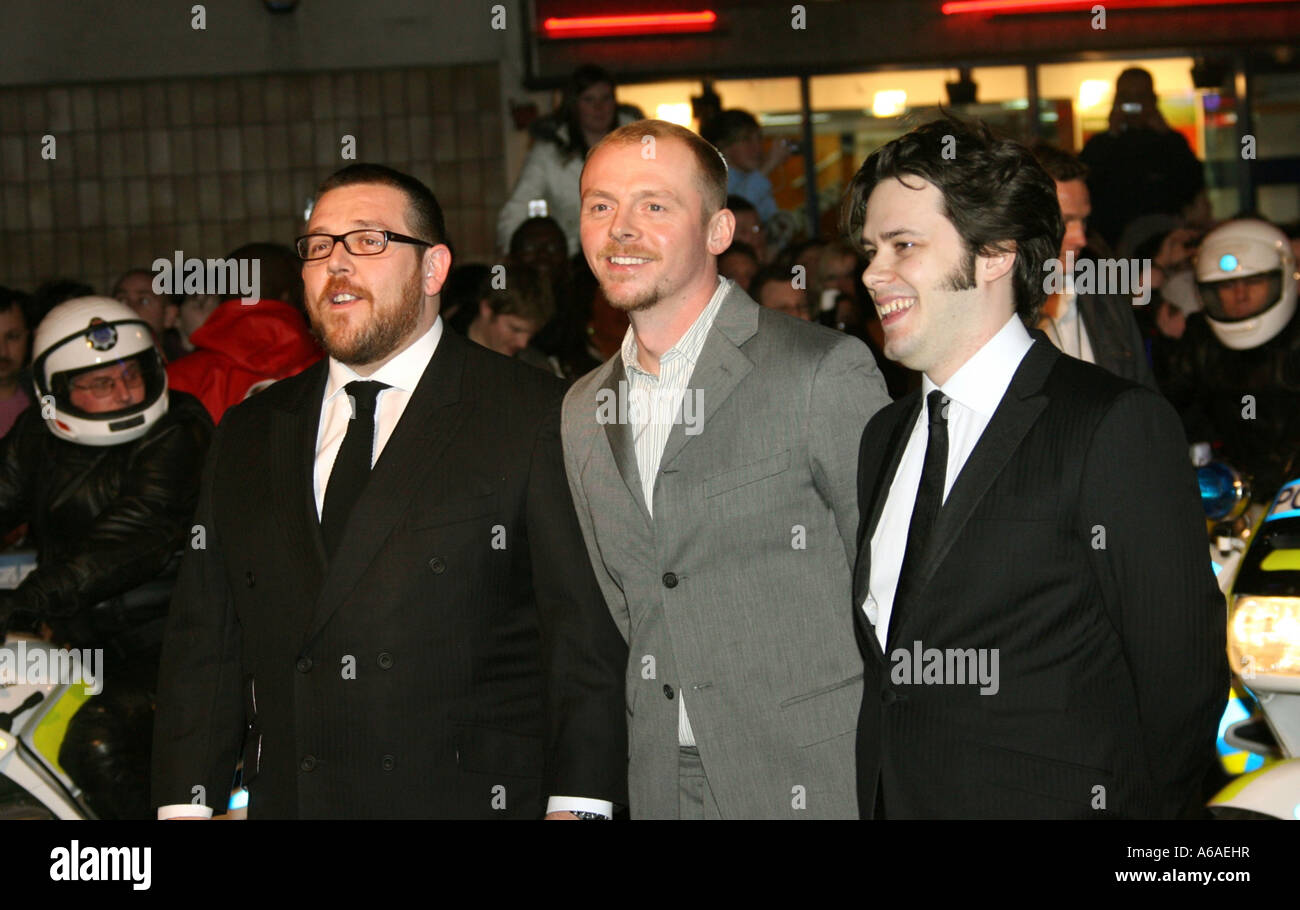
[561,120,890,818]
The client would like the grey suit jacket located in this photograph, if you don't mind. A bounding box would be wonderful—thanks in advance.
[561,283,890,818]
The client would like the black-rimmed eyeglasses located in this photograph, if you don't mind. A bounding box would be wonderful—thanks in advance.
[295,229,433,261]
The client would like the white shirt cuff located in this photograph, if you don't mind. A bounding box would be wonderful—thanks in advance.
[546,796,613,818]
[157,803,214,819]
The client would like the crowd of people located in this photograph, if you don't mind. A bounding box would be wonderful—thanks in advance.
[0,64,1297,820]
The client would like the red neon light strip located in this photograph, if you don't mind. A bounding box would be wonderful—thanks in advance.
[942,0,1293,14]
[542,11,718,38]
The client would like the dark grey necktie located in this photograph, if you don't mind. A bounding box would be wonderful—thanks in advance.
[321,380,388,558]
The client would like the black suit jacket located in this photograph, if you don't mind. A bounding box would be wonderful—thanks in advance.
[852,337,1225,819]
[151,329,628,818]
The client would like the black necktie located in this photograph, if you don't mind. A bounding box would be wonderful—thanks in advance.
[895,389,949,609]
[321,380,388,558]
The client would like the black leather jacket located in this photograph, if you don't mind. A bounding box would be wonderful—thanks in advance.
[1163,312,1300,495]
[0,391,212,649]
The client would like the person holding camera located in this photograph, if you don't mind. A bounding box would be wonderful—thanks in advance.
[1079,68,1207,251]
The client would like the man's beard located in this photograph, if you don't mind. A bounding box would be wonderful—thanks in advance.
[310,267,423,366]
[603,281,662,314]
[595,245,662,313]
[940,244,978,292]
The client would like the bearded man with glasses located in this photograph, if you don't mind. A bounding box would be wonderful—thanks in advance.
[152,163,627,820]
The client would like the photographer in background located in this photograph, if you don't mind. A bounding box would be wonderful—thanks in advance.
[1080,68,1208,251]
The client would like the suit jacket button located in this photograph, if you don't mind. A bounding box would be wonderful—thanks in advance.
[296,657,313,673]
[428,556,446,574]
[300,755,316,772]
[377,651,394,670]
[662,572,678,588]
[381,754,395,771]
[880,688,897,705]
[663,684,675,700]
[245,571,255,587]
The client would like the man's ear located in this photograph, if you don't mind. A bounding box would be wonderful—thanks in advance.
[421,244,453,297]
[978,242,1017,285]
[706,208,736,256]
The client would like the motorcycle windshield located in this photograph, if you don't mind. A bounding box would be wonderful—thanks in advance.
[1233,512,1300,598]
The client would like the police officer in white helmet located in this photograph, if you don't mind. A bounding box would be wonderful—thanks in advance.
[0,296,211,818]
[1163,219,1300,492]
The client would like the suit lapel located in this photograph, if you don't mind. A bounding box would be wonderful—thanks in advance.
[657,285,756,474]
[303,330,471,647]
[852,394,919,663]
[269,361,329,604]
[599,358,652,527]
[904,340,1057,604]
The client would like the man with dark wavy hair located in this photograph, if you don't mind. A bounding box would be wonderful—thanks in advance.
[842,116,1224,819]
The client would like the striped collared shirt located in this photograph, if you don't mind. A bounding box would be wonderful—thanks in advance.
[621,276,730,515]
[619,275,730,749]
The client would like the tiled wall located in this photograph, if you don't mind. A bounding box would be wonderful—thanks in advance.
[0,64,504,297]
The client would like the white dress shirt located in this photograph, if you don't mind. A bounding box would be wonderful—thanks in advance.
[313,317,443,516]
[862,314,1034,649]
[620,276,730,749]
[1040,290,1094,365]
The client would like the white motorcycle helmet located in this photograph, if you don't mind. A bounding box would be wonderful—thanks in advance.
[1196,219,1299,350]
[30,297,169,446]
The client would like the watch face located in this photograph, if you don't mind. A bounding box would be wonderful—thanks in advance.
[85,319,119,352]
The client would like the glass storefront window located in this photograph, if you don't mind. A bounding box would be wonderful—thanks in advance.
[807,67,1029,239]
[1252,71,1300,226]
[586,57,1297,244]
[1037,59,1197,152]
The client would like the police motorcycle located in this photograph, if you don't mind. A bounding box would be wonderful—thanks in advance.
[0,551,96,819]
[0,562,250,820]
[1198,449,1267,776]
[1202,466,1300,819]
[0,551,184,819]
[1193,222,1300,814]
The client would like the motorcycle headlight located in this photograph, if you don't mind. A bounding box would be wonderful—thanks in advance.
[1229,595,1300,692]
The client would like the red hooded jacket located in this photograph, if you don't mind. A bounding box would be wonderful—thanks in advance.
[167,299,322,424]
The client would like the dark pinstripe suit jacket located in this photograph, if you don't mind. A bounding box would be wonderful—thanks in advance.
[852,335,1225,818]
[152,330,628,818]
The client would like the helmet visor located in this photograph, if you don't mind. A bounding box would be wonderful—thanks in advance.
[1198,270,1283,323]
[48,350,166,421]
